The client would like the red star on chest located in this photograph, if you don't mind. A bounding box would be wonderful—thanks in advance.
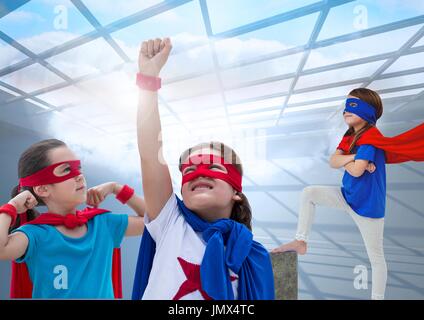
[172,257,238,300]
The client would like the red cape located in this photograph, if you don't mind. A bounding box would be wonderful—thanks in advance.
[337,123,424,164]
[10,207,123,299]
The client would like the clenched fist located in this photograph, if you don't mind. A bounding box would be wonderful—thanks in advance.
[9,190,38,213]
[138,37,172,77]
[86,182,121,208]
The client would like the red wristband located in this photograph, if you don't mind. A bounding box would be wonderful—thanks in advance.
[0,204,18,226]
[116,185,134,204]
[136,73,161,91]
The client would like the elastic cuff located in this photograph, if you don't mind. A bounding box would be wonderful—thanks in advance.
[0,203,18,226]
[136,73,161,91]
[295,233,308,242]
[116,185,135,204]
[371,293,385,300]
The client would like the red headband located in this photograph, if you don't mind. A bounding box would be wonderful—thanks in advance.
[19,160,82,188]
[180,154,242,192]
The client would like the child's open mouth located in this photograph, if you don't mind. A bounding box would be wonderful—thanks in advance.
[191,181,214,192]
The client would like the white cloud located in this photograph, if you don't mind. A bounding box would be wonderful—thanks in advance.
[19,30,82,54]
[0,10,45,24]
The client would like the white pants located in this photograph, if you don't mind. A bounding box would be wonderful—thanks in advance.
[295,186,387,300]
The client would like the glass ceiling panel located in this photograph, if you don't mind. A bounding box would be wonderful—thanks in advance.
[161,44,215,80]
[279,111,330,124]
[207,0,319,34]
[305,24,423,69]
[59,101,114,119]
[318,0,424,41]
[383,51,424,74]
[224,78,293,103]
[161,73,220,101]
[0,83,21,97]
[284,99,344,114]
[111,1,207,57]
[296,60,383,90]
[0,39,28,69]
[221,52,303,88]
[379,88,423,100]
[215,13,319,66]
[184,116,228,129]
[272,157,342,185]
[413,35,424,47]
[167,93,224,113]
[227,97,285,115]
[243,159,304,186]
[46,37,124,79]
[289,83,361,104]
[0,0,95,54]
[77,70,137,114]
[178,107,227,123]
[230,109,280,124]
[0,63,65,93]
[369,73,424,91]
[232,119,276,130]
[82,0,163,26]
[103,122,136,134]
[35,85,91,107]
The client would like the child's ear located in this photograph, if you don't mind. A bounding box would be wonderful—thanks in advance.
[33,185,50,199]
[233,191,242,202]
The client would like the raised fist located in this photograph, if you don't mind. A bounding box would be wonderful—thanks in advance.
[9,190,38,213]
[138,37,172,77]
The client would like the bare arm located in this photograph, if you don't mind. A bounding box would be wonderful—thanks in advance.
[0,191,36,260]
[344,159,370,178]
[137,38,173,222]
[329,149,356,168]
[87,182,145,236]
[113,183,145,237]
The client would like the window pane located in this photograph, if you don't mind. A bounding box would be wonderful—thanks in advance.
[111,1,207,57]
[318,0,424,41]
[383,51,424,74]
[46,38,124,79]
[207,0,318,34]
[296,60,384,90]
[83,0,163,26]
[0,0,94,53]
[0,63,64,93]
[305,24,422,69]
[221,53,303,88]
[215,13,319,66]
[225,78,293,103]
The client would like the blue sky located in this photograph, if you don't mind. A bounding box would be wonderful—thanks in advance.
[1,0,423,47]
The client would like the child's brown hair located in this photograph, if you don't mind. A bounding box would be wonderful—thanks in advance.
[344,88,383,153]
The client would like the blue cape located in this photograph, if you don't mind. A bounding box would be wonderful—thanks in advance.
[132,195,275,300]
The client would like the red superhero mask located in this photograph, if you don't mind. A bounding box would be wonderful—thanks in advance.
[19,160,82,188]
[181,154,242,192]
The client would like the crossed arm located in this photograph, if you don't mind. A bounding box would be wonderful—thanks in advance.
[330,149,375,178]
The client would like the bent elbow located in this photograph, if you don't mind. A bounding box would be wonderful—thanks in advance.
[329,157,337,169]
[351,169,366,178]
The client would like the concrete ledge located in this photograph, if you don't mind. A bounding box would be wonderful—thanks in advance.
[271,251,298,300]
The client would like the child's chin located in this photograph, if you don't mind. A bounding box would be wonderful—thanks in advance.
[186,194,216,208]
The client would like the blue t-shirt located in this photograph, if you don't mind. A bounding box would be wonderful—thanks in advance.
[341,144,386,218]
[13,213,128,299]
